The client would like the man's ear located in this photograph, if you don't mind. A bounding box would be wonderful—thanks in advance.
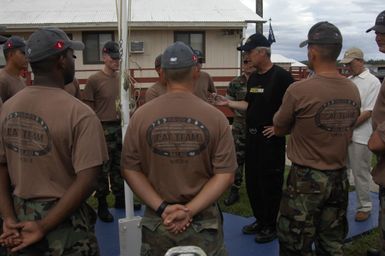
[192,65,200,80]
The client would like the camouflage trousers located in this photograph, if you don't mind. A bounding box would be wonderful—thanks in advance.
[231,120,246,188]
[96,122,124,198]
[2,196,99,256]
[141,204,227,256]
[379,186,385,255]
[277,164,348,256]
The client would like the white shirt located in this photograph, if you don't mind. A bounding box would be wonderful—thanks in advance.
[350,68,381,144]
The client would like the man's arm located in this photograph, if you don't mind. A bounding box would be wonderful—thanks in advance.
[214,94,248,111]
[354,110,372,128]
[0,163,16,223]
[121,170,163,211]
[186,173,234,217]
[368,130,385,154]
[8,166,100,252]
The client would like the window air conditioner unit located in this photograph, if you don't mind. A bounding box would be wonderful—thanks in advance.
[130,41,144,53]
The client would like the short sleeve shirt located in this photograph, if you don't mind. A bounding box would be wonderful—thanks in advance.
[0,69,26,102]
[273,75,361,170]
[245,65,294,128]
[0,86,108,199]
[122,92,237,203]
[64,78,81,99]
[82,71,120,122]
[194,71,216,102]
[349,69,381,144]
[145,81,167,103]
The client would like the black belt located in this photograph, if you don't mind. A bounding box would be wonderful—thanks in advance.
[101,120,120,125]
[292,163,346,172]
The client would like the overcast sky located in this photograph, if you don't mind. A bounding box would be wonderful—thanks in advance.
[239,0,383,61]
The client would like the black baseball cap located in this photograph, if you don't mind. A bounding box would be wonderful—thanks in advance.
[366,10,385,33]
[3,36,26,52]
[237,32,271,51]
[102,41,120,59]
[299,21,342,48]
[26,27,84,63]
[161,41,198,69]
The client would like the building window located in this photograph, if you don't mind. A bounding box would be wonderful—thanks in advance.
[174,31,205,62]
[82,31,114,64]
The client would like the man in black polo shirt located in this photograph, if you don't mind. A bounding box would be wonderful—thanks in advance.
[216,32,294,243]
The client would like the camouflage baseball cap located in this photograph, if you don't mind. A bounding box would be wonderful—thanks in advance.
[26,27,84,63]
[299,21,342,48]
[161,41,198,69]
[366,10,385,33]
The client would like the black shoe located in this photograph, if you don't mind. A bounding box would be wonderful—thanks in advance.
[134,203,142,211]
[224,188,240,206]
[254,226,277,243]
[367,248,381,256]
[114,196,125,209]
[242,221,261,234]
[98,197,114,222]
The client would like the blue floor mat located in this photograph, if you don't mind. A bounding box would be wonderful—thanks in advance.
[96,191,379,256]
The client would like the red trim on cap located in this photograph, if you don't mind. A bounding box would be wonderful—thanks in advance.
[6,42,13,49]
[54,40,65,49]
[192,55,198,62]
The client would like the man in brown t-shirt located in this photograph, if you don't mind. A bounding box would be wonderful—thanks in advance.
[145,54,167,103]
[193,50,216,102]
[0,27,107,255]
[273,22,361,255]
[64,77,81,99]
[367,10,385,255]
[0,36,27,102]
[121,42,236,255]
[82,41,125,222]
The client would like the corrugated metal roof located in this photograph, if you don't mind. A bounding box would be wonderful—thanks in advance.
[0,0,263,27]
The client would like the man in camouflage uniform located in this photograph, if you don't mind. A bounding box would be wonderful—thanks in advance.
[224,57,256,206]
[121,42,237,256]
[83,41,126,222]
[0,28,107,255]
[273,22,360,255]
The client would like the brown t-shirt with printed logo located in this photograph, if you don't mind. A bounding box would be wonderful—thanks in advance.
[145,81,167,103]
[194,71,216,102]
[0,69,26,102]
[0,86,108,199]
[82,71,120,122]
[122,91,237,203]
[274,75,361,170]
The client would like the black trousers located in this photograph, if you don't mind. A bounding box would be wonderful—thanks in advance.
[245,131,285,228]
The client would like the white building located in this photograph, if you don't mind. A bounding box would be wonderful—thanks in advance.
[0,0,264,88]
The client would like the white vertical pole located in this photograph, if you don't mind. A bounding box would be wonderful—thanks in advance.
[117,0,142,255]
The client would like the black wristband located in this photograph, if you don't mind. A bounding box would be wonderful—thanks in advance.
[155,201,169,217]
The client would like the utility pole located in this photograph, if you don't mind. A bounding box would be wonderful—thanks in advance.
[256,0,263,33]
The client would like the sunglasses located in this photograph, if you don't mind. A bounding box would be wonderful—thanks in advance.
[243,60,251,64]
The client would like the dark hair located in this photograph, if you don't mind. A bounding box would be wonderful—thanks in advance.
[30,48,69,75]
[3,48,17,61]
[311,43,342,62]
[163,67,194,83]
